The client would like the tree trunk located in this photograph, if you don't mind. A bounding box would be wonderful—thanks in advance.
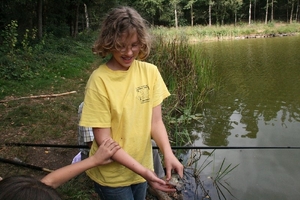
[254,0,256,22]
[235,11,237,25]
[287,0,289,23]
[296,0,299,22]
[265,0,269,24]
[191,4,193,26]
[271,0,274,22]
[174,4,178,28]
[209,1,212,26]
[73,3,79,38]
[221,5,226,26]
[290,0,294,23]
[249,0,252,25]
[37,0,43,39]
[84,3,89,30]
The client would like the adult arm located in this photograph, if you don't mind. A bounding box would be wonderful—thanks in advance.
[151,104,184,180]
[41,138,119,188]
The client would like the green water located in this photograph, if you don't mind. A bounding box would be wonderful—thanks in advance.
[188,35,300,199]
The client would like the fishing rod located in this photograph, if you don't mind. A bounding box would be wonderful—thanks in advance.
[0,157,53,173]
[5,142,89,149]
[4,142,300,150]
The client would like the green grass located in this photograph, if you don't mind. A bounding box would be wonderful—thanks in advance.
[151,22,300,42]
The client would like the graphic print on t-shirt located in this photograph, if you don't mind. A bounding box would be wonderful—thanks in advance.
[136,85,150,104]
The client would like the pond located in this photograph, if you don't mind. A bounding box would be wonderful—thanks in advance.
[185,35,300,199]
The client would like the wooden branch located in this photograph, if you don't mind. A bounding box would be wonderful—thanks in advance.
[0,91,77,103]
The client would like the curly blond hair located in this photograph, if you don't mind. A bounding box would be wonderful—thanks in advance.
[92,6,151,60]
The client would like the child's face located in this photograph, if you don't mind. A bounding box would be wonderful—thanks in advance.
[108,31,140,71]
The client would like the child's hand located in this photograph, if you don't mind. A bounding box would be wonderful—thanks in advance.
[164,154,184,180]
[145,170,176,193]
[92,138,120,165]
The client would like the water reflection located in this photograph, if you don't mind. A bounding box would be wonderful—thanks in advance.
[189,35,300,199]
[196,36,300,146]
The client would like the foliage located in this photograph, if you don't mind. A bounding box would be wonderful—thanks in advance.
[0,0,299,42]
[0,23,97,82]
[147,33,216,147]
[1,20,18,54]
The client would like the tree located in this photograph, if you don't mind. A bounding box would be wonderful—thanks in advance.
[249,0,252,25]
[184,0,198,26]
[171,0,180,28]
[271,0,274,22]
[229,0,243,25]
[209,0,214,26]
[290,0,295,23]
[219,0,231,25]
[296,0,299,22]
[74,2,80,37]
[83,3,89,30]
[137,0,164,25]
[265,0,269,24]
[38,0,43,39]
[253,0,256,21]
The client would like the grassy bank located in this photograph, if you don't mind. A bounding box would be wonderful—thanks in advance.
[152,22,300,42]
[0,22,299,199]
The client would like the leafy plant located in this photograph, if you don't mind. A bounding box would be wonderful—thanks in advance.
[1,20,18,54]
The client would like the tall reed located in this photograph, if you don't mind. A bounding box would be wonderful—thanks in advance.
[147,34,217,146]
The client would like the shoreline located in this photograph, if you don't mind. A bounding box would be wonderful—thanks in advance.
[188,32,300,42]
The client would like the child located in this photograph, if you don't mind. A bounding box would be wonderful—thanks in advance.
[75,102,171,199]
[71,102,95,163]
[0,138,120,200]
[80,6,183,200]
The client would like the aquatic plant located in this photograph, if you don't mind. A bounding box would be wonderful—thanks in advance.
[182,149,238,199]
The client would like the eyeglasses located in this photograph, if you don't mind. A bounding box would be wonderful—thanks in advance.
[117,43,140,53]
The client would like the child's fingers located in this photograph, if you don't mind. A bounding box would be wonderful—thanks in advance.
[100,138,120,154]
[165,169,171,181]
[110,142,120,153]
[101,138,114,147]
[100,138,109,146]
[107,140,119,149]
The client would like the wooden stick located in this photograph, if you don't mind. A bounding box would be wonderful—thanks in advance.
[0,91,77,103]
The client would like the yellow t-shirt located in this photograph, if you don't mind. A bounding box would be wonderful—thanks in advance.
[80,60,170,187]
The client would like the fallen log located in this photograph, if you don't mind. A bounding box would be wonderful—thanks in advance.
[0,91,77,103]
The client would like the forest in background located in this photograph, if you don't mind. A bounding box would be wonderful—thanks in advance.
[0,0,299,40]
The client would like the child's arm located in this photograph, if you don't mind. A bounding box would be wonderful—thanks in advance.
[93,128,176,192]
[41,138,120,188]
[151,104,184,180]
